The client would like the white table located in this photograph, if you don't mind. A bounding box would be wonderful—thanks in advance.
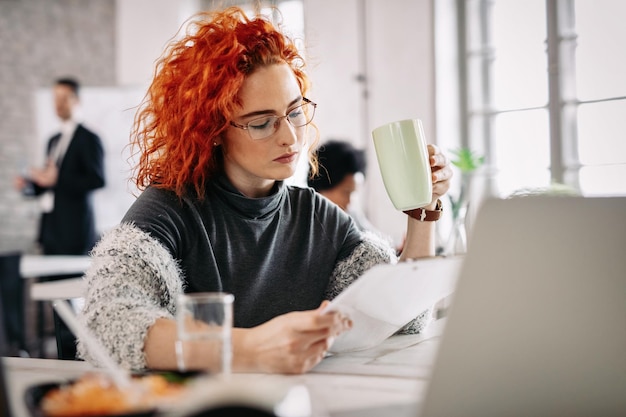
[2,318,447,417]
[29,277,85,301]
[20,255,91,279]
[21,254,90,302]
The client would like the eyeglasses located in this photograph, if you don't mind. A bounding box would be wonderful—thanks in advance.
[230,98,317,140]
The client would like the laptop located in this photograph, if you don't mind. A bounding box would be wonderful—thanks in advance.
[417,195,626,417]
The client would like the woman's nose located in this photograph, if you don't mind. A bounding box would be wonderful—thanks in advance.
[276,117,298,146]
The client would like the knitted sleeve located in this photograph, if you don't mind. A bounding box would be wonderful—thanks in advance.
[77,222,185,370]
[325,231,431,335]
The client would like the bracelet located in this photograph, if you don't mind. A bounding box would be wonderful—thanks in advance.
[403,199,443,221]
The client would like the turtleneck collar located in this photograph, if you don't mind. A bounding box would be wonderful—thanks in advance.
[210,174,286,220]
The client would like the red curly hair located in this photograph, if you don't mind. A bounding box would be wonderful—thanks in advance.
[130,6,318,199]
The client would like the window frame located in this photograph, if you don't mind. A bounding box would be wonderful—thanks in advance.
[458,0,626,201]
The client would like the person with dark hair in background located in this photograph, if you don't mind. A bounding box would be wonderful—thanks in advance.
[15,77,106,359]
[309,140,403,251]
[308,140,377,231]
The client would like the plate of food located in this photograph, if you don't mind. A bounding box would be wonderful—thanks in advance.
[24,371,198,417]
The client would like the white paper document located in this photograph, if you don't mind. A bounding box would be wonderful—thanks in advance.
[322,256,463,353]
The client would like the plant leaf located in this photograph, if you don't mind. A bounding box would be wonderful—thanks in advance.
[449,148,484,173]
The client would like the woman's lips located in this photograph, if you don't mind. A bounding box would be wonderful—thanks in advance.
[274,152,298,164]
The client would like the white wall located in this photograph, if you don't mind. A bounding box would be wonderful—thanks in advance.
[116,0,200,86]
[303,0,365,147]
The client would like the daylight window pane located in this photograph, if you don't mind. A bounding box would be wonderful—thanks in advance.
[578,101,626,166]
[491,0,547,110]
[576,0,626,100]
[493,109,551,197]
[580,165,626,196]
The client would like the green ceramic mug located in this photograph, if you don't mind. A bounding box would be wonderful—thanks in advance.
[372,118,432,211]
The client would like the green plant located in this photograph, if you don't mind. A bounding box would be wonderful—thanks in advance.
[448,147,484,219]
[450,148,485,173]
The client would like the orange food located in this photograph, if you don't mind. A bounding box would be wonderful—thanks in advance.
[40,373,187,416]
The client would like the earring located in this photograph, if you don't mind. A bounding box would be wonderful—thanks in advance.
[213,142,218,146]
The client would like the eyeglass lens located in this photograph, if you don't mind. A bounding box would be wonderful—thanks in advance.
[246,101,315,140]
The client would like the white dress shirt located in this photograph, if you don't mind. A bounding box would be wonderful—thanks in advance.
[40,120,78,213]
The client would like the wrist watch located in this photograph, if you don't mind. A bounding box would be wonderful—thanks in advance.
[403,199,443,221]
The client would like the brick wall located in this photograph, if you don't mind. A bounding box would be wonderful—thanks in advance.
[0,0,115,254]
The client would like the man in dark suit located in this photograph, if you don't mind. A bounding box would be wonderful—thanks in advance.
[19,77,106,255]
[16,77,105,359]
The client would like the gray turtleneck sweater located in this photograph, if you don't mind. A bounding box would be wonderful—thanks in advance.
[78,176,427,370]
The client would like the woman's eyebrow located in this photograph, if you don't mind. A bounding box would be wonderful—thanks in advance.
[239,96,303,119]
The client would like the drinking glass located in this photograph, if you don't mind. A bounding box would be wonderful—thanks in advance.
[175,292,234,375]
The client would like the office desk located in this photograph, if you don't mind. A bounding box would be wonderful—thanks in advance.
[20,255,91,279]
[3,319,446,417]
[29,278,85,301]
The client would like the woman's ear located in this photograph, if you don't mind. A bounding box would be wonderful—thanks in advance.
[214,131,227,147]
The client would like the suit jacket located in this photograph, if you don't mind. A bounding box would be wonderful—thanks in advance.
[32,124,106,255]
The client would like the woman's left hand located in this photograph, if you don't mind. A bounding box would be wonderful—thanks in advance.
[427,144,452,208]
[398,144,453,260]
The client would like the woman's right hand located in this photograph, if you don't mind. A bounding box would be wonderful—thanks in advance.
[233,301,352,374]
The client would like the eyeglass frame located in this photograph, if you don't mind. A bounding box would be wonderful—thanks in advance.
[229,97,317,140]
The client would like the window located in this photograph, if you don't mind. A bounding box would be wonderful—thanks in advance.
[460,0,626,198]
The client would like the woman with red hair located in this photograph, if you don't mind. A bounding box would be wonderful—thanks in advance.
[78,6,451,374]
